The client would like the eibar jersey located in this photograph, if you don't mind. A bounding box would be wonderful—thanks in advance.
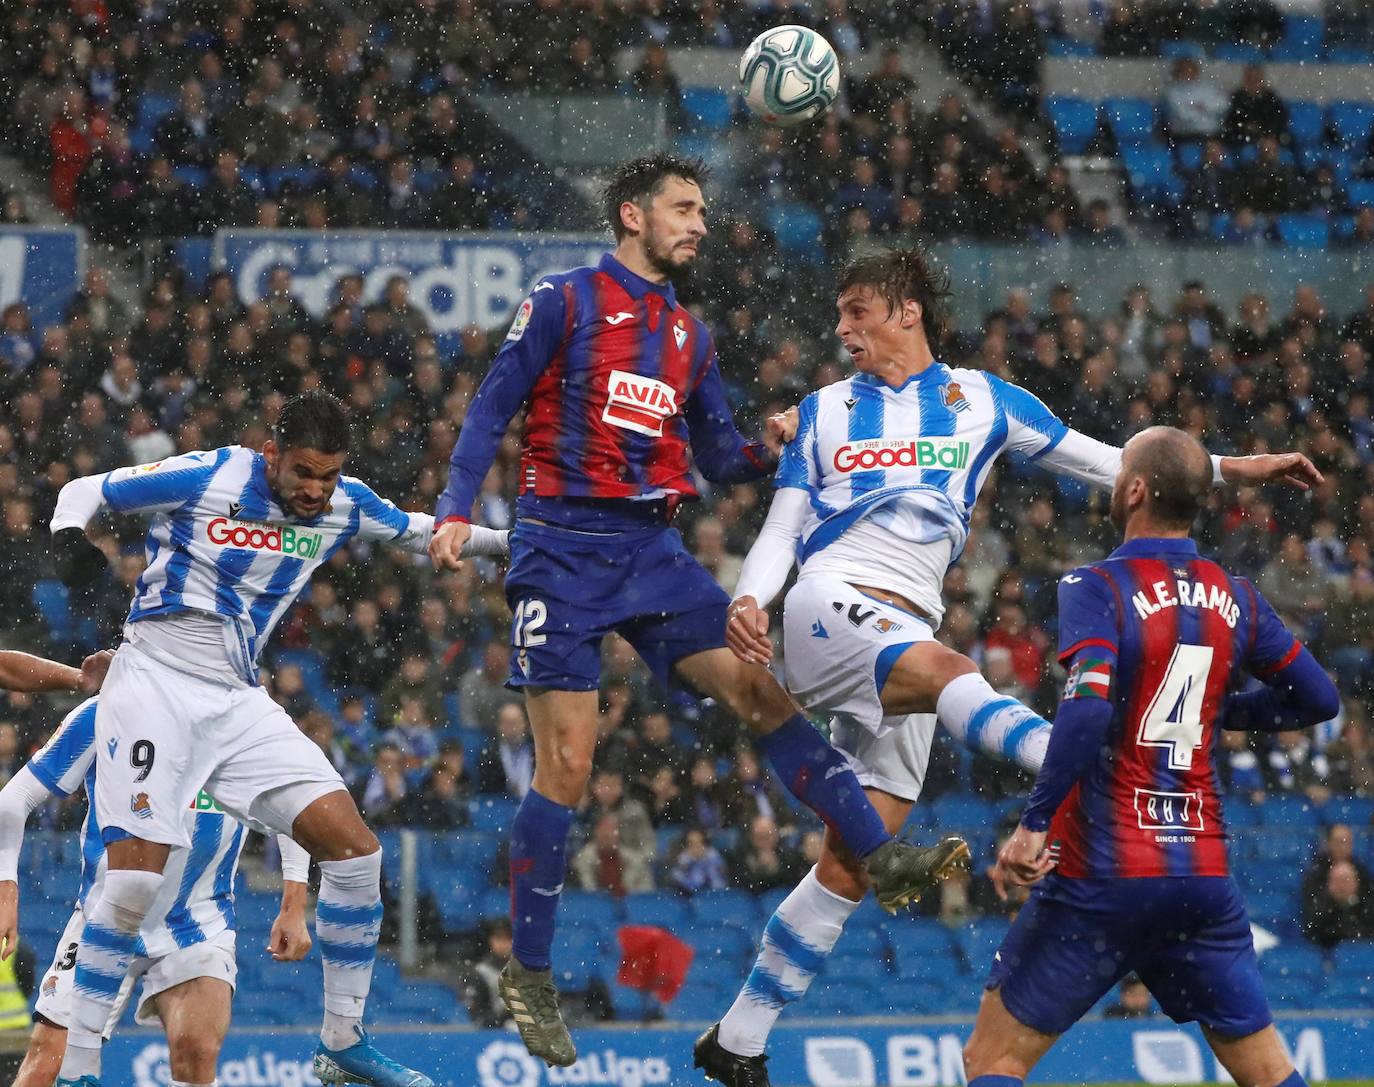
[28,698,247,960]
[1049,538,1301,879]
[55,445,430,680]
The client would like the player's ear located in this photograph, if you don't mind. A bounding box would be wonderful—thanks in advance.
[619,200,642,237]
[903,299,922,329]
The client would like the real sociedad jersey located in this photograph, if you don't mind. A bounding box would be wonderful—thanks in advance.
[93,446,430,681]
[28,698,247,959]
[773,363,1068,615]
[1048,538,1301,879]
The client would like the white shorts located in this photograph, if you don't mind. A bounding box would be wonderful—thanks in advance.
[94,642,345,847]
[783,574,940,802]
[35,910,237,1033]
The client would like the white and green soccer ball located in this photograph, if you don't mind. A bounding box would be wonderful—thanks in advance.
[739,25,840,127]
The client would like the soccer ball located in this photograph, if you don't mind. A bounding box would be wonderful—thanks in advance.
[739,25,841,127]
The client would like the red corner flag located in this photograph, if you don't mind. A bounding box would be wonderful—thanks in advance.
[616,925,695,1003]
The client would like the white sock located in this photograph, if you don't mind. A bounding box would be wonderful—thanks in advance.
[936,672,1051,772]
[60,868,164,1080]
[718,867,859,1057]
[317,850,383,1050]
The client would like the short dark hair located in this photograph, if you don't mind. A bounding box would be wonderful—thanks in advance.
[1126,427,1212,529]
[602,154,709,240]
[274,390,350,454]
[836,246,952,347]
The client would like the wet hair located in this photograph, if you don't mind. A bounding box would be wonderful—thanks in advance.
[274,390,350,454]
[602,153,709,240]
[1125,427,1212,529]
[836,245,952,347]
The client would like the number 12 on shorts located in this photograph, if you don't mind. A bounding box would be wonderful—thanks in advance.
[1138,643,1213,770]
[513,599,547,648]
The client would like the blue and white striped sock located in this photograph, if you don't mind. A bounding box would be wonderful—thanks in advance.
[937,673,1051,772]
[718,868,858,1057]
[316,850,383,1051]
[60,868,163,1080]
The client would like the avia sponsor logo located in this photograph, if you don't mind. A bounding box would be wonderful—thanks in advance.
[475,1040,670,1087]
[206,517,325,558]
[601,369,677,438]
[133,1042,321,1087]
[832,437,970,473]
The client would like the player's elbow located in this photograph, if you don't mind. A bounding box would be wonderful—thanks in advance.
[1302,678,1342,727]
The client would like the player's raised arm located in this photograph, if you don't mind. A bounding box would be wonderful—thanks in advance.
[347,479,510,567]
[1221,581,1341,732]
[431,281,567,569]
[50,449,232,586]
[681,347,778,483]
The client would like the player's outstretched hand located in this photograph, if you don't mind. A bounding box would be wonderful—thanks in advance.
[1222,452,1324,491]
[429,519,472,572]
[78,649,116,695]
[0,881,18,961]
[726,596,773,665]
[763,405,800,455]
[268,902,312,962]
[992,825,1055,900]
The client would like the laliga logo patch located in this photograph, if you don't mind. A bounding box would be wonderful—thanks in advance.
[943,381,971,413]
[602,369,677,437]
[506,297,534,342]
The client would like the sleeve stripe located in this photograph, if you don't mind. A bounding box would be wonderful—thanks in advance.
[1254,640,1302,677]
[1059,637,1118,663]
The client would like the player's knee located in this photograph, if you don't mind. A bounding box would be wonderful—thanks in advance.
[15,1026,66,1087]
[167,1026,220,1075]
[727,662,789,728]
[547,743,595,790]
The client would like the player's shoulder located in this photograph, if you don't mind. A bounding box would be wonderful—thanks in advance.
[1059,562,1120,598]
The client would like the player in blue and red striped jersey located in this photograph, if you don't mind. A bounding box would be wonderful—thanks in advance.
[962,426,1340,1087]
[429,154,967,1068]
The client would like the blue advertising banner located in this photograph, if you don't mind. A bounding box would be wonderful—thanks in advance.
[212,230,606,356]
[0,226,84,330]
[100,1014,1372,1086]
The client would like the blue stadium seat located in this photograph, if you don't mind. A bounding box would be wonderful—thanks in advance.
[1175,142,1205,173]
[561,891,622,931]
[1286,100,1327,148]
[887,921,956,969]
[623,892,691,929]
[1044,95,1099,155]
[1047,37,1097,58]
[691,956,747,986]
[956,920,1010,973]
[609,981,653,1019]
[890,976,951,1015]
[1333,939,1374,975]
[931,794,995,830]
[762,202,824,259]
[1121,143,1184,205]
[1270,16,1325,62]
[137,93,179,134]
[1259,944,1326,980]
[1328,46,1374,64]
[1213,43,1265,63]
[807,977,880,1016]
[688,925,757,962]
[665,980,722,1020]
[1258,793,1324,826]
[267,166,324,194]
[1329,101,1374,148]
[691,889,761,928]
[271,648,338,713]
[1325,974,1374,1007]
[469,796,519,831]
[1160,41,1206,60]
[681,88,735,132]
[833,926,888,960]
[1347,180,1374,209]
[31,579,74,644]
[1103,97,1157,145]
[172,166,209,189]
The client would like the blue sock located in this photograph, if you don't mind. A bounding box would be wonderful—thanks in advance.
[968,1077,1023,1087]
[756,713,890,859]
[509,788,574,971]
[1276,1071,1308,1087]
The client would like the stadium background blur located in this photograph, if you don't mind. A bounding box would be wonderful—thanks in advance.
[2,0,1374,1055]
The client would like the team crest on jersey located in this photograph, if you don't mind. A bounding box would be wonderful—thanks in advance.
[673,321,688,349]
[506,298,533,342]
[942,382,971,413]
[873,617,904,633]
[602,369,678,437]
[42,975,57,997]
[131,792,153,819]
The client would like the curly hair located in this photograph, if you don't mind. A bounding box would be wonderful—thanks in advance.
[836,246,953,348]
[601,153,709,240]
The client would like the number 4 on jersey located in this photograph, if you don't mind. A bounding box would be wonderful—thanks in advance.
[1139,644,1213,770]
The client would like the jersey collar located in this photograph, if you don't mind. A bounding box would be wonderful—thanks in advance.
[1109,537,1200,559]
[599,252,677,308]
[852,361,948,393]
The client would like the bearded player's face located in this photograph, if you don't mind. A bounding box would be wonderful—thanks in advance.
[639,177,706,275]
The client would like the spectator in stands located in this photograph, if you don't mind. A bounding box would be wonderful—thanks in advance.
[463,919,514,1028]
[850,47,916,121]
[1164,57,1229,141]
[729,814,805,893]
[1104,975,1154,1019]
[1258,532,1329,624]
[645,767,689,828]
[573,813,654,897]
[1217,730,1266,798]
[193,150,258,235]
[922,161,971,238]
[1231,136,1303,214]
[478,703,535,800]
[1303,824,1371,903]
[460,642,522,731]
[49,85,93,217]
[582,768,654,859]
[1099,0,1155,57]
[670,828,729,895]
[156,80,220,167]
[1303,860,1374,949]
[632,44,688,133]
[1081,199,1127,244]
[403,742,473,829]
[720,747,792,831]
[361,743,410,825]
[1222,64,1289,146]
[330,598,397,692]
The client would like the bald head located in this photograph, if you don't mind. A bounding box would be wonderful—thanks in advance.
[1112,426,1212,531]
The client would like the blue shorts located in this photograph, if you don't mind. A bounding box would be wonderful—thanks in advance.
[986,875,1272,1039]
[504,520,730,692]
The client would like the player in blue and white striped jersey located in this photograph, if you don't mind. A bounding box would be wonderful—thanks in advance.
[0,698,312,1087]
[46,392,508,1087]
[698,248,1324,1087]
